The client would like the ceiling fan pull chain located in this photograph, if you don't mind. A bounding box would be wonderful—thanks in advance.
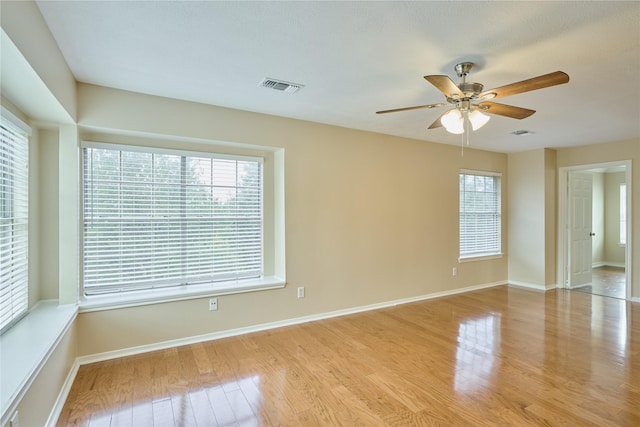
[464,110,471,147]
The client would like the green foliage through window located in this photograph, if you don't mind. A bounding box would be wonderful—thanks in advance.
[82,144,263,295]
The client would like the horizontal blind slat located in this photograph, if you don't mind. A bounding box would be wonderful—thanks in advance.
[459,172,501,257]
[82,145,264,295]
[0,118,29,333]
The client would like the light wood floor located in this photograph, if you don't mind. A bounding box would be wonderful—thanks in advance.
[572,266,626,299]
[57,286,639,426]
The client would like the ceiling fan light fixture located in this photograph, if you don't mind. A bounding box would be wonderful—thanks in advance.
[441,109,464,134]
[468,109,491,130]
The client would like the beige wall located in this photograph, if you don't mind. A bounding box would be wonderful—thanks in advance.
[2,2,638,425]
[508,149,546,286]
[592,172,605,265]
[74,84,509,356]
[507,148,556,288]
[557,139,639,298]
[604,172,626,265]
[544,148,557,286]
[38,128,60,300]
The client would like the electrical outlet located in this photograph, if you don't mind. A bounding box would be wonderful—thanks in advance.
[209,298,218,311]
[297,287,305,298]
[9,410,19,427]
[452,267,458,277]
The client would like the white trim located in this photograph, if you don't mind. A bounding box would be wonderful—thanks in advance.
[44,278,638,426]
[45,359,80,427]
[508,280,557,291]
[567,283,591,290]
[76,281,507,366]
[460,168,502,177]
[557,160,633,300]
[81,140,264,163]
[48,280,507,425]
[459,253,503,263]
[0,302,77,426]
[592,262,625,269]
[0,106,32,136]
[597,262,625,269]
[80,276,285,312]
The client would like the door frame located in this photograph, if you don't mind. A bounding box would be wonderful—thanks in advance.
[557,160,632,299]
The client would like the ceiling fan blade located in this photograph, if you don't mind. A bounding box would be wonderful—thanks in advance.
[428,111,446,129]
[478,102,536,119]
[424,75,464,98]
[479,71,569,100]
[376,103,444,114]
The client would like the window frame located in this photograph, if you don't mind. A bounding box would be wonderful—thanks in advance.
[0,109,31,333]
[458,169,503,262]
[79,141,284,311]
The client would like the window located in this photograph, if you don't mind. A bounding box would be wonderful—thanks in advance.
[459,170,502,260]
[620,183,626,245]
[1,113,30,333]
[82,143,263,297]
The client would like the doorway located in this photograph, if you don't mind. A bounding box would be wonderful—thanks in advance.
[558,161,632,300]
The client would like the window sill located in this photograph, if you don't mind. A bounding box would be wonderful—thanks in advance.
[0,301,77,423]
[79,276,286,312]
[459,253,503,263]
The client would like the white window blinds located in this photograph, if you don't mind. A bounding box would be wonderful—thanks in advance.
[82,144,263,295]
[459,171,501,259]
[1,116,29,332]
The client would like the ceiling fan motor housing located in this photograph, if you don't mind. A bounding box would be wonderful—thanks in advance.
[458,82,484,97]
[376,60,569,129]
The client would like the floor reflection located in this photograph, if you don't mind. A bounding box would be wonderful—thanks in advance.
[572,266,626,299]
[454,314,500,393]
[58,287,639,426]
[589,294,628,357]
[90,374,262,427]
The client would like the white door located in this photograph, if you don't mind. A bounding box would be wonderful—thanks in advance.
[569,172,593,286]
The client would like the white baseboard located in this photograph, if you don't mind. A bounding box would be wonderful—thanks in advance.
[568,283,591,290]
[45,359,80,427]
[49,279,507,425]
[77,280,506,366]
[593,261,625,269]
[508,280,557,291]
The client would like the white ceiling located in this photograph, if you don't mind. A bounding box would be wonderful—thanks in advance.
[35,1,640,153]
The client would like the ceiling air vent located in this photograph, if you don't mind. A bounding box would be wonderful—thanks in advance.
[260,78,304,94]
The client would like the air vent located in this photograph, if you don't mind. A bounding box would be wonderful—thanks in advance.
[260,78,304,94]
[511,129,533,136]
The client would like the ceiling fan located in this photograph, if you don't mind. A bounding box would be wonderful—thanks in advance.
[376,62,569,134]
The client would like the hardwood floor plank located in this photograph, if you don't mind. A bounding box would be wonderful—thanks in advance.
[225,388,257,426]
[151,397,174,427]
[57,286,639,426]
[205,385,238,426]
[330,384,387,426]
[187,388,219,426]
[131,400,154,427]
[366,372,428,413]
